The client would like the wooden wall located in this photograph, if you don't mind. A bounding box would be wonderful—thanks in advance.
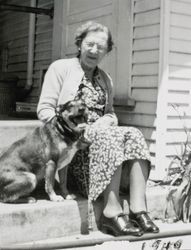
[0,0,30,87]
[117,0,161,167]
[0,0,53,103]
[1,0,191,176]
[51,0,191,176]
[53,0,118,94]
[166,0,191,163]
[52,0,134,106]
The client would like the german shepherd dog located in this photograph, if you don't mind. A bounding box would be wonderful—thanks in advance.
[0,100,88,203]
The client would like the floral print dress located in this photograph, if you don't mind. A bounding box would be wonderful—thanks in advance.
[67,72,151,202]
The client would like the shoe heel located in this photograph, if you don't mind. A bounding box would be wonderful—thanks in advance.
[101,224,117,236]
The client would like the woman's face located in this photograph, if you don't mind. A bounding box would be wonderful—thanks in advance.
[80,31,108,70]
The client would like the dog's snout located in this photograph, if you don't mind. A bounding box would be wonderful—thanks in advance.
[79,104,86,113]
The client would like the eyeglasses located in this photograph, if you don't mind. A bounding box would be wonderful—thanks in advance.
[84,41,107,52]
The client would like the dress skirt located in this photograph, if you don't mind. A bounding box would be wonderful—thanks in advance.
[68,124,151,202]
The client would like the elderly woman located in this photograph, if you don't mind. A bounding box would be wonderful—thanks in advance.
[37,21,159,237]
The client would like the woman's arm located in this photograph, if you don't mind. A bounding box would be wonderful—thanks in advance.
[37,62,63,123]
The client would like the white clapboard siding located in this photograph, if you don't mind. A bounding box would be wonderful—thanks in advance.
[134,9,160,27]
[171,13,191,29]
[67,6,113,25]
[167,91,191,105]
[117,111,156,128]
[176,0,191,3]
[133,50,159,64]
[133,37,160,51]
[171,0,191,16]
[170,52,191,67]
[165,144,183,157]
[166,131,190,144]
[132,63,159,76]
[129,101,157,115]
[169,65,191,79]
[170,39,191,54]
[165,142,191,158]
[167,104,191,117]
[167,0,191,164]
[134,0,160,13]
[132,76,158,88]
[126,0,161,158]
[167,118,191,130]
[168,79,191,91]
[131,88,158,102]
[134,24,160,39]
[68,0,112,15]
[171,27,191,41]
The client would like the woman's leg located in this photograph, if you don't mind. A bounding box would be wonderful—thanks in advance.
[129,159,149,213]
[103,165,123,218]
[102,159,149,217]
[128,159,159,233]
[101,164,143,236]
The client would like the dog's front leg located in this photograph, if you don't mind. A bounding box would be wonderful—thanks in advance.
[58,167,76,200]
[45,160,64,202]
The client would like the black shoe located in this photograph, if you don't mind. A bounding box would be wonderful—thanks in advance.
[129,211,159,233]
[100,213,143,237]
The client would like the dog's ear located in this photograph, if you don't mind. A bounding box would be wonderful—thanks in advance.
[56,102,71,116]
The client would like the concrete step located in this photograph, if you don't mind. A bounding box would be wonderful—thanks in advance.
[0,120,171,245]
[0,198,93,245]
[0,197,101,245]
[4,222,191,250]
[0,185,169,245]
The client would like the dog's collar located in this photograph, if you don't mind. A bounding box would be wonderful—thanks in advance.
[55,115,81,141]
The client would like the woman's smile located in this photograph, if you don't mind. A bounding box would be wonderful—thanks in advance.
[86,55,98,62]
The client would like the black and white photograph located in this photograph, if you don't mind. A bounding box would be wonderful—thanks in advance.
[0,0,191,249]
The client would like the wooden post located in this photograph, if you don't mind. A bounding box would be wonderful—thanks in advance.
[51,1,67,61]
[152,0,170,180]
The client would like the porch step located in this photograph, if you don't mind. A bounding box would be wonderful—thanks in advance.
[0,198,96,245]
[0,120,170,245]
[6,223,191,250]
[0,197,103,245]
[0,185,169,245]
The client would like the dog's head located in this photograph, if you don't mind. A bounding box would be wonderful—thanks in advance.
[55,100,88,137]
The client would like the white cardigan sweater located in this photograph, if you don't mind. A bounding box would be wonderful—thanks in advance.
[37,57,118,126]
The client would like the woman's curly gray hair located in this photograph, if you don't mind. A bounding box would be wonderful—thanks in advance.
[75,21,114,55]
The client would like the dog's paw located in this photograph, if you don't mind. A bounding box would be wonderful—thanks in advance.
[50,195,65,202]
[65,194,76,200]
[27,197,37,203]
